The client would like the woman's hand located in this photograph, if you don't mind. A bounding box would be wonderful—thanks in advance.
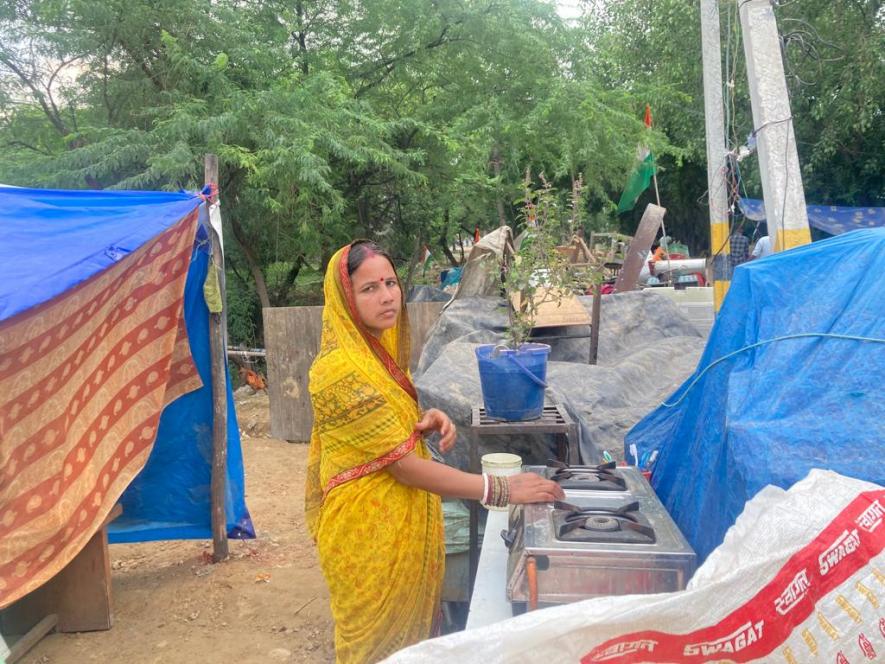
[415,408,457,453]
[507,472,565,504]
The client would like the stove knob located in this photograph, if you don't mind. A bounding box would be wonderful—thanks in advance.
[500,528,516,550]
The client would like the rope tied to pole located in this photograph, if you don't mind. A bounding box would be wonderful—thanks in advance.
[662,332,885,408]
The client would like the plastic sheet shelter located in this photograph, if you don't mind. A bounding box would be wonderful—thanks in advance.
[625,228,885,561]
[0,185,253,545]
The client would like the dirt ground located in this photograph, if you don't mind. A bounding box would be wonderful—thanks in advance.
[25,391,336,664]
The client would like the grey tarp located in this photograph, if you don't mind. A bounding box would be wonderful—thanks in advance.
[414,291,705,469]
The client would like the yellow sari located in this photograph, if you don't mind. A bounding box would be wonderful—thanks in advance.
[305,244,445,664]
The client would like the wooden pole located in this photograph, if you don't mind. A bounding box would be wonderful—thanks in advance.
[589,284,602,365]
[613,204,666,293]
[205,154,229,562]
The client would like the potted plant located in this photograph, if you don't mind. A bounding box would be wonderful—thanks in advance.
[475,171,595,421]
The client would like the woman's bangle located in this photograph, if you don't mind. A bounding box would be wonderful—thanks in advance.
[481,472,490,506]
[483,474,508,508]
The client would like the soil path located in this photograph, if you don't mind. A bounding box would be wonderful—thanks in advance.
[26,392,335,664]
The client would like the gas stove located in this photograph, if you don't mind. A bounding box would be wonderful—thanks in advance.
[503,465,696,611]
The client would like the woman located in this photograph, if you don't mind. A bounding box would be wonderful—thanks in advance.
[305,240,564,663]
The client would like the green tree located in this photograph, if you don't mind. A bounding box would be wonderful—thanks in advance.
[0,0,701,343]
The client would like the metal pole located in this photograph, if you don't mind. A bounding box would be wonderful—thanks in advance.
[739,0,810,252]
[205,154,229,562]
[700,0,730,312]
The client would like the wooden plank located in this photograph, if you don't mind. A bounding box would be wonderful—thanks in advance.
[613,203,666,293]
[264,306,323,442]
[6,614,57,663]
[511,288,590,329]
[264,302,444,442]
[407,301,446,370]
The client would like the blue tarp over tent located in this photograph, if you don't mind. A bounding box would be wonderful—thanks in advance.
[0,185,254,542]
[739,197,885,236]
[625,229,885,561]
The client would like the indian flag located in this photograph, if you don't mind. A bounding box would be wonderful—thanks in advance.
[617,104,656,214]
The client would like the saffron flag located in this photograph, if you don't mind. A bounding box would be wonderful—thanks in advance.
[0,211,202,608]
[617,104,656,214]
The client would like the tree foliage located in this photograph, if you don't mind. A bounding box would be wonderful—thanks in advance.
[1,0,880,344]
[581,0,883,249]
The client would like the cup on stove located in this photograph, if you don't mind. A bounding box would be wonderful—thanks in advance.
[481,453,523,511]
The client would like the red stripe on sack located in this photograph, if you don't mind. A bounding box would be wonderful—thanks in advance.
[323,431,420,498]
[0,355,174,530]
[0,298,185,457]
[0,411,162,599]
[0,209,196,334]
[581,490,885,664]
[0,245,190,385]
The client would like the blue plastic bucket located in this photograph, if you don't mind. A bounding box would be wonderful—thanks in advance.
[475,343,551,421]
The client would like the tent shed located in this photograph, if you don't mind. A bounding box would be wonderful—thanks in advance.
[0,186,253,609]
[626,229,885,561]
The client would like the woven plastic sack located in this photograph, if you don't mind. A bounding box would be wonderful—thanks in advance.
[387,469,884,663]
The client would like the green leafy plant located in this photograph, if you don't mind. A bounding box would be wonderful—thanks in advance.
[503,169,601,348]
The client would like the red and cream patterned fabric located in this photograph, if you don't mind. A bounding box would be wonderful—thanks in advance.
[0,210,202,608]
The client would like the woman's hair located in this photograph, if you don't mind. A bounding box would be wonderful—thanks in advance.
[347,240,397,277]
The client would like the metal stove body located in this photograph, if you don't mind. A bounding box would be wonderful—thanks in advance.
[504,463,696,609]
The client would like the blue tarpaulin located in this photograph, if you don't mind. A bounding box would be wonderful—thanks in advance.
[0,185,253,542]
[625,229,885,561]
[739,197,885,236]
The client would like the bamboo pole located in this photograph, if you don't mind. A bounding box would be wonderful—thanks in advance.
[205,154,229,562]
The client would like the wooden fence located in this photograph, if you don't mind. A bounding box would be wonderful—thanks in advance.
[264,302,446,442]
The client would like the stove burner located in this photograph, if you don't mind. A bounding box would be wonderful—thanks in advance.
[585,516,619,531]
[546,460,627,491]
[552,500,657,544]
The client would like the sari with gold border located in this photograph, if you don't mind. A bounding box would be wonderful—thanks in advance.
[305,244,444,664]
